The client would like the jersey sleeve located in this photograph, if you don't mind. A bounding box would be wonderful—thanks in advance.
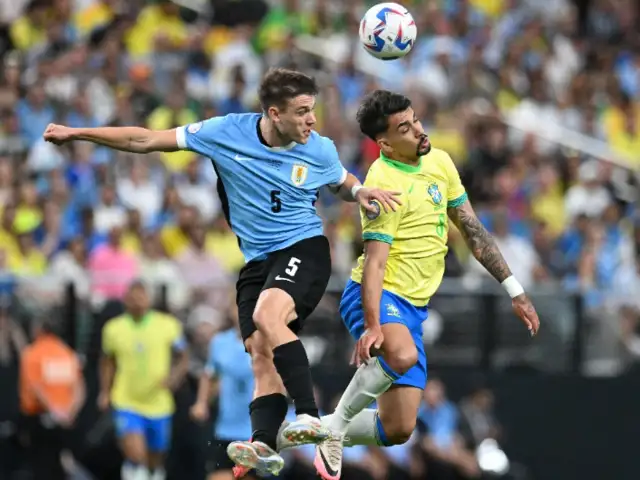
[101,321,115,356]
[204,336,218,378]
[168,315,187,352]
[360,170,405,244]
[441,151,468,207]
[322,138,348,187]
[175,116,227,157]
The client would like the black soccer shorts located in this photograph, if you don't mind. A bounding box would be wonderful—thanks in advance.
[236,235,332,342]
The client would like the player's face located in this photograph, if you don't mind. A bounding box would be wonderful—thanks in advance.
[126,285,150,314]
[379,107,431,161]
[271,94,317,144]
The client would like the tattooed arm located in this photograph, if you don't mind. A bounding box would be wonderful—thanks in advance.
[446,200,511,283]
[447,199,540,335]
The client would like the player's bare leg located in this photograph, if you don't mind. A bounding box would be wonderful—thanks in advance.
[119,434,148,480]
[228,291,328,476]
[229,331,286,478]
[311,323,418,480]
[147,452,166,480]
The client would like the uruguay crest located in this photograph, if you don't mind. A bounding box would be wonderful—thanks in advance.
[427,182,443,205]
[291,163,308,187]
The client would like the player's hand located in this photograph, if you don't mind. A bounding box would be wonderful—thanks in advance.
[352,326,384,367]
[190,402,209,423]
[43,123,74,145]
[97,391,110,412]
[356,187,402,214]
[512,294,540,337]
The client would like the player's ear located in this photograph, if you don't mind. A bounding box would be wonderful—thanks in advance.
[267,106,280,123]
[377,137,392,156]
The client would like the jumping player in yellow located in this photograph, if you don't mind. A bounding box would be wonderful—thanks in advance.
[310,90,541,480]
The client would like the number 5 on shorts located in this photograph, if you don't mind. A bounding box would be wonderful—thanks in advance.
[285,257,301,277]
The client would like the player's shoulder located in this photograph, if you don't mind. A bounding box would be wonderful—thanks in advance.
[103,314,127,331]
[424,147,456,167]
[150,310,180,326]
[210,328,235,351]
[188,112,259,134]
[365,158,407,187]
[304,131,338,156]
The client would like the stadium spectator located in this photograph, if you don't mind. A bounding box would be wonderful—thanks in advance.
[19,316,85,480]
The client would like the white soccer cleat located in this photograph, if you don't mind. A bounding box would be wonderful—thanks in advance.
[226,440,285,476]
[279,413,330,447]
[314,432,344,480]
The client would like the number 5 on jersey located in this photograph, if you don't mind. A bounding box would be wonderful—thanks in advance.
[275,257,301,283]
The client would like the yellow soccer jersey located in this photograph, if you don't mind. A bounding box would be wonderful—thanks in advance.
[351,149,467,307]
[102,311,185,417]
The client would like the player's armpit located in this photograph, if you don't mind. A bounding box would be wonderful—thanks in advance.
[446,200,512,283]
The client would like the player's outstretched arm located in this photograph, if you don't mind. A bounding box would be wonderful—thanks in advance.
[43,123,181,154]
[447,200,540,335]
[333,172,402,213]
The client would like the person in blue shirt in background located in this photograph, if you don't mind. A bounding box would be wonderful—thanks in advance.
[191,301,256,480]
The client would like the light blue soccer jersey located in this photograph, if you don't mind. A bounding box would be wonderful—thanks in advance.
[176,113,347,262]
[205,329,254,441]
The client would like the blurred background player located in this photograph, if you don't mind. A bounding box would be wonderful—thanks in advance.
[306,91,540,480]
[98,281,189,480]
[20,316,85,480]
[190,300,257,480]
[43,67,400,477]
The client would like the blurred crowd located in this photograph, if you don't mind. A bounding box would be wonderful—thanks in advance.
[0,0,637,478]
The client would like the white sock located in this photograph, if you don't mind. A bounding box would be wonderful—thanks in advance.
[151,467,166,480]
[326,358,396,432]
[323,409,381,446]
[121,463,148,480]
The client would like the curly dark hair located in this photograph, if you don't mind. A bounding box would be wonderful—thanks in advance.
[356,90,412,141]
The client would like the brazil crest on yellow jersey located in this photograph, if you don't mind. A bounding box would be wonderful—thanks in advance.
[351,148,467,307]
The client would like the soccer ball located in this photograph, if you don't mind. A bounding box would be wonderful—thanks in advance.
[359,2,417,61]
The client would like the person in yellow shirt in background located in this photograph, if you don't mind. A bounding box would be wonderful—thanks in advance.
[124,0,188,60]
[146,87,198,172]
[205,215,245,275]
[530,163,566,238]
[7,230,47,276]
[98,281,189,480]
[161,204,197,258]
[73,0,116,38]
[0,204,19,257]
[9,0,48,52]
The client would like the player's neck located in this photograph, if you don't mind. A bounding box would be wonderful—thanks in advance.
[259,117,292,147]
[382,151,421,167]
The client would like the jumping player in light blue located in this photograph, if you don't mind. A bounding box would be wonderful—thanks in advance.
[43,68,401,478]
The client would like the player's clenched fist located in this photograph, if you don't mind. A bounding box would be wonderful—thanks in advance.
[43,123,73,145]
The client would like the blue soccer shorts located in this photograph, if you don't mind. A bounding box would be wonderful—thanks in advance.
[113,410,172,453]
[339,279,429,390]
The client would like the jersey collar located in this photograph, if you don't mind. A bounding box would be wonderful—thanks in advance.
[380,152,422,173]
[126,311,152,326]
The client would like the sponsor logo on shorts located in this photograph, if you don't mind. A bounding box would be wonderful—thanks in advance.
[187,122,203,134]
[386,303,401,318]
[366,201,381,220]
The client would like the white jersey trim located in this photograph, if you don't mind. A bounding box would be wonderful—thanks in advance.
[329,167,348,188]
[175,126,187,149]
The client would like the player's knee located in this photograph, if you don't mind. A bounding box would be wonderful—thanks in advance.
[383,345,418,375]
[383,419,416,445]
[252,306,281,333]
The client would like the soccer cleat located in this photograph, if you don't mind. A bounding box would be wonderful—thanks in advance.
[314,432,344,480]
[279,414,330,447]
[232,464,250,479]
[227,440,284,477]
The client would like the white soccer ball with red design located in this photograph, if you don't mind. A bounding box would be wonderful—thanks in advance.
[359,3,417,60]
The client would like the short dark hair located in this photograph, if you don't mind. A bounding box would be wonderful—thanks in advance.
[258,68,318,111]
[356,90,412,140]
